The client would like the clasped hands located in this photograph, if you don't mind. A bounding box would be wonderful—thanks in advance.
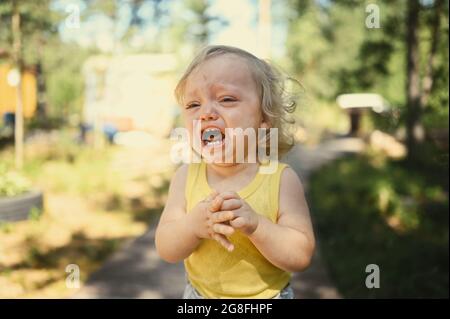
[189,190,260,251]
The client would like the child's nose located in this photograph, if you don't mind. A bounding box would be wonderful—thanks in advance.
[199,112,219,121]
[199,112,218,121]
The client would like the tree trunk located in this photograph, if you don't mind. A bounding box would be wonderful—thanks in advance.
[36,61,47,120]
[421,0,443,108]
[12,0,24,169]
[405,0,423,160]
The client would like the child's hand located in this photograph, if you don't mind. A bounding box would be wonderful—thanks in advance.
[207,195,235,251]
[189,191,235,251]
[213,191,260,236]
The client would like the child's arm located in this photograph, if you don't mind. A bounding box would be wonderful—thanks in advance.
[213,167,315,272]
[155,165,199,263]
[248,166,315,272]
[155,165,234,263]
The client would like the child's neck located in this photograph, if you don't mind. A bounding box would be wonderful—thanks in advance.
[207,161,258,178]
[206,162,259,193]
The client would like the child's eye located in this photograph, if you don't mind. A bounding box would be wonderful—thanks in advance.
[186,102,200,109]
[220,96,237,103]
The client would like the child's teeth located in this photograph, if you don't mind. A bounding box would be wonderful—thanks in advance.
[205,140,222,146]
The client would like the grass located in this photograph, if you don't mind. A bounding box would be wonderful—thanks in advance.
[0,131,173,298]
[309,148,449,298]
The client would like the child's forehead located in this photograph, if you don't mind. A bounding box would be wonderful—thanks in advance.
[185,55,256,91]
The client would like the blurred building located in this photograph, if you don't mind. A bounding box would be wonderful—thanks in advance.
[82,54,178,143]
[0,64,37,119]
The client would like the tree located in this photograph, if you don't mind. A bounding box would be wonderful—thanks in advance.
[286,0,367,100]
[0,0,57,168]
[406,0,445,158]
[286,0,448,160]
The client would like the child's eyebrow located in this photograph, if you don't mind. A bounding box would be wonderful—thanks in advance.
[183,85,204,101]
[184,83,240,100]
[210,82,241,93]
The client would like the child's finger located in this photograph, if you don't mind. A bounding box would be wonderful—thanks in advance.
[212,233,234,252]
[212,211,234,223]
[230,216,246,228]
[209,195,224,212]
[220,198,242,211]
[213,223,234,236]
[205,190,219,202]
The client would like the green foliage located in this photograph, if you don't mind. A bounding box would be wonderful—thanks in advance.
[36,148,121,196]
[0,0,60,65]
[0,164,32,197]
[286,0,449,138]
[287,1,366,99]
[42,42,90,120]
[28,206,42,222]
[309,152,449,298]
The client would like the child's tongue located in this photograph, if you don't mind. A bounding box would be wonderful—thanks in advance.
[202,128,223,146]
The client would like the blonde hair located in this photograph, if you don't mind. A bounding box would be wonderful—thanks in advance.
[175,45,299,157]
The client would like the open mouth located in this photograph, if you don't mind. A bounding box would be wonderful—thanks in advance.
[201,127,225,148]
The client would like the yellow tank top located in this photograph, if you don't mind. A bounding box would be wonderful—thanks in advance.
[184,161,291,298]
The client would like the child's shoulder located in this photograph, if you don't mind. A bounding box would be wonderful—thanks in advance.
[279,164,305,194]
[171,163,206,191]
[175,163,190,174]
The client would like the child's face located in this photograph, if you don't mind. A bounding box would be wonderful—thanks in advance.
[181,54,268,163]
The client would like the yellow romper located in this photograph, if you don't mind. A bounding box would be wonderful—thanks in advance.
[184,161,291,298]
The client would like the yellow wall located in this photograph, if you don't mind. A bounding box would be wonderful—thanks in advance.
[0,64,37,118]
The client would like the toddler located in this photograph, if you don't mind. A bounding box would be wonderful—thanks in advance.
[155,45,315,299]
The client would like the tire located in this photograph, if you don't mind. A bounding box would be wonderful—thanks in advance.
[0,190,44,222]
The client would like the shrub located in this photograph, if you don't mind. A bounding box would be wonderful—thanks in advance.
[309,153,449,298]
[0,164,32,197]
